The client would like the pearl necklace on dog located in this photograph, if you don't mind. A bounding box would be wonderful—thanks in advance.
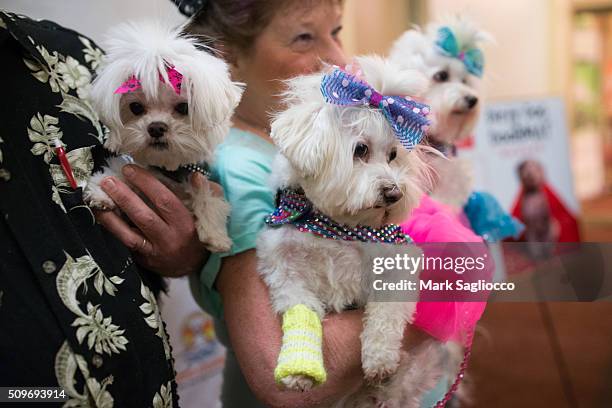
[265,188,413,245]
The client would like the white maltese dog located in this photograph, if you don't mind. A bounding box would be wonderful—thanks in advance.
[257,56,444,407]
[84,21,243,252]
[390,17,490,209]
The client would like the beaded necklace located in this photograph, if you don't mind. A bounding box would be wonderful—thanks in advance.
[153,162,211,184]
[264,188,413,245]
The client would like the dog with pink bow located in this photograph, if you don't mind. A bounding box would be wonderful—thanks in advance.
[84,20,243,252]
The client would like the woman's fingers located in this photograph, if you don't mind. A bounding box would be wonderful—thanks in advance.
[94,209,153,254]
[190,172,224,197]
[120,164,192,225]
[100,174,168,238]
[190,172,206,190]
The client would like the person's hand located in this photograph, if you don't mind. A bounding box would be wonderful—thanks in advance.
[94,164,217,277]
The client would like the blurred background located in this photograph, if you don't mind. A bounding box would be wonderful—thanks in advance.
[1,0,611,407]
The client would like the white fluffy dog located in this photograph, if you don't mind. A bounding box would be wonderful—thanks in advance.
[84,21,243,252]
[390,17,490,209]
[257,56,444,407]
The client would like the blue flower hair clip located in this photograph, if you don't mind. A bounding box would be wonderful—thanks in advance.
[320,67,431,150]
[435,26,484,78]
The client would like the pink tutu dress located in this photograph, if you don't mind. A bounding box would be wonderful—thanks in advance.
[401,195,493,345]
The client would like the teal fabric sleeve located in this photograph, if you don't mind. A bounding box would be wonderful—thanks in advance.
[191,128,277,318]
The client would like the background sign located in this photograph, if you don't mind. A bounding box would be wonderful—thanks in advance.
[463,97,579,215]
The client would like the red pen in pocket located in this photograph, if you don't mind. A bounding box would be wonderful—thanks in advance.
[53,138,77,189]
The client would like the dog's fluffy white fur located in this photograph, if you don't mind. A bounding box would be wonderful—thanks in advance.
[84,20,243,252]
[257,56,443,407]
[390,16,490,210]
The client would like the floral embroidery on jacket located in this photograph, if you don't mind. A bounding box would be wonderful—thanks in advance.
[140,283,172,361]
[55,341,114,408]
[56,251,129,355]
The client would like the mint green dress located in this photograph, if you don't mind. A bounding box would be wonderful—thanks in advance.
[190,127,447,408]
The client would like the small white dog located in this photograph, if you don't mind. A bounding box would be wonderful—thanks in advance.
[257,56,444,407]
[390,17,490,209]
[84,21,243,252]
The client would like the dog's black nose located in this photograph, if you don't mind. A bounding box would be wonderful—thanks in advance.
[147,122,168,139]
[383,185,403,204]
[465,95,479,109]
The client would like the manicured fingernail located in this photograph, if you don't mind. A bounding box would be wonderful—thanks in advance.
[192,173,204,189]
[101,177,116,192]
[122,165,135,178]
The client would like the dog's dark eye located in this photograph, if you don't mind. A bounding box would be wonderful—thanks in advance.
[175,102,188,116]
[354,143,369,160]
[388,149,397,162]
[433,70,449,83]
[129,102,145,116]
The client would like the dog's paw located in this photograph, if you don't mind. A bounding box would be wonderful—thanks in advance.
[198,226,232,253]
[84,187,116,211]
[362,353,400,385]
[279,374,314,392]
[206,237,232,253]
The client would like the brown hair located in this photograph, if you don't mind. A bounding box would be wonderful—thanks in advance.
[185,0,340,54]
[185,0,289,53]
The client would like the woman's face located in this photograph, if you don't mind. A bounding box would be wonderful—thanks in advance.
[232,0,346,122]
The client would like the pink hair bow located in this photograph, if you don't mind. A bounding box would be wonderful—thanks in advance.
[114,65,184,95]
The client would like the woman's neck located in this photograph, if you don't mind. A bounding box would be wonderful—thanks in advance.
[232,104,273,144]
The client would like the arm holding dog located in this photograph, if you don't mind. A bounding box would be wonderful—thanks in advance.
[217,249,429,408]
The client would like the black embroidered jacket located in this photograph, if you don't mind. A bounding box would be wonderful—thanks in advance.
[0,11,179,407]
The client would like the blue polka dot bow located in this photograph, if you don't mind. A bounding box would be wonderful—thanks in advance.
[320,68,431,150]
[435,26,484,78]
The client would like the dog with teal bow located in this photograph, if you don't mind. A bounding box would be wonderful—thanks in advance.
[389,17,491,210]
[390,17,489,148]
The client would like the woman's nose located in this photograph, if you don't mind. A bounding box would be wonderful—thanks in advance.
[319,38,346,67]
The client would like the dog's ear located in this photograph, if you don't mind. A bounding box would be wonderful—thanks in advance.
[271,101,334,178]
[389,29,429,72]
[89,56,131,153]
[357,55,429,98]
[270,72,342,178]
[184,51,244,147]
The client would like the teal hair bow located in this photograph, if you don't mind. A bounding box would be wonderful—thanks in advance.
[435,26,484,78]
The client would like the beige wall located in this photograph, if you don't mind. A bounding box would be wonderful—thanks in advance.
[340,0,412,57]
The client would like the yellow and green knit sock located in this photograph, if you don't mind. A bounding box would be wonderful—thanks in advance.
[274,304,327,386]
